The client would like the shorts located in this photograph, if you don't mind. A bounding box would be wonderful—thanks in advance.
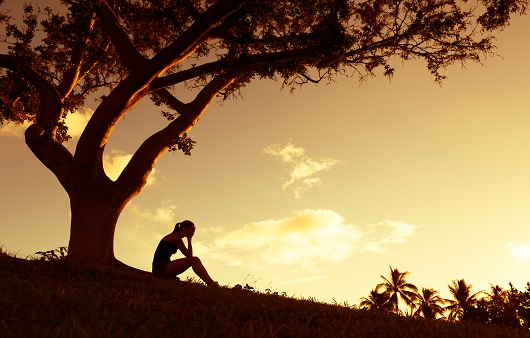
[152,261,169,277]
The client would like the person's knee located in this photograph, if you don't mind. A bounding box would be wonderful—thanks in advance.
[190,256,201,264]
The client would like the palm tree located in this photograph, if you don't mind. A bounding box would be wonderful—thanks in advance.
[487,284,508,304]
[377,266,418,314]
[485,284,520,327]
[359,285,391,312]
[445,279,483,322]
[414,287,446,320]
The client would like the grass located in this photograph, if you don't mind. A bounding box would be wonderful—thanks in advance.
[1,249,529,338]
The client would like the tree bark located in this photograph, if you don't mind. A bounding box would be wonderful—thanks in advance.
[67,178,127,265]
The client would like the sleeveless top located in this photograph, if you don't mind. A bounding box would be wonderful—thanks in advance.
[153,239,178,263]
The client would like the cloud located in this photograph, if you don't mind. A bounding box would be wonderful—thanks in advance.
[201,209,417,270]
[64,108,93,138]
[361,220,418,253]
[103,149,133,180]
[0,121,31,138]
[128,199,177,225]
[506,241,530,262]
[103,149,157,186]
[264,141,341,198]
[0,108,92,140]
[207,209,360,269]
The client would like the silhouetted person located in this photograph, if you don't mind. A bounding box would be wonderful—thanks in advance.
[152,220,217,286]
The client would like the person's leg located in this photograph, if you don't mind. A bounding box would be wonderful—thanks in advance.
[165,257,216,285]
[164,258,193,277]
[189,256,216,286]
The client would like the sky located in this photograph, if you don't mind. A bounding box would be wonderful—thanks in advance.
[1,1,530,307]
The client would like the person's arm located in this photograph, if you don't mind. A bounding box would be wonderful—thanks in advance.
[187,237,193,257]
[185,227,195,257]
[175,237,192,257]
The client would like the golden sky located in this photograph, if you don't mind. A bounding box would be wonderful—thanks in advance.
[1,1,530,305]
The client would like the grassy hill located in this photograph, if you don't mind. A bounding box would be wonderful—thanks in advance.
[1,249,528,338]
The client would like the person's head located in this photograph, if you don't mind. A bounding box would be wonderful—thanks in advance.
[172,220,195,234]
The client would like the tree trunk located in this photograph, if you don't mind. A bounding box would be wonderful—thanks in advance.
[67,183,126,266]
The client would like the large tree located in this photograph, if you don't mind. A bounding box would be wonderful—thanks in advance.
[0,0,527,267]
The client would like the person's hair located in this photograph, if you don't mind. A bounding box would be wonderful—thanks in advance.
[172,220,195,234]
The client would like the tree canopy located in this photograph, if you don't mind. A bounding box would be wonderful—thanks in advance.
[2,0,528,131]
[0,0,527,264]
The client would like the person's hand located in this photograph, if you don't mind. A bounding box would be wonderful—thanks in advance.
[185,227,195,239]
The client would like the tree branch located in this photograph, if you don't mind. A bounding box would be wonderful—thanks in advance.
[0,54,62,126]
[0,54,74,192]
[148,0,246,75]
[152,88,187,113]
[94,0,147,69]
[150,46,325,90]
[24,124,74,193]
[56,13,97,99]
[74,0,245,181]
[91,0,245,119]
[114,72,236,199]
[95,1,191,122]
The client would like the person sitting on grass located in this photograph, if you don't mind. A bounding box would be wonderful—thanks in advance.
[152,220,218,286]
